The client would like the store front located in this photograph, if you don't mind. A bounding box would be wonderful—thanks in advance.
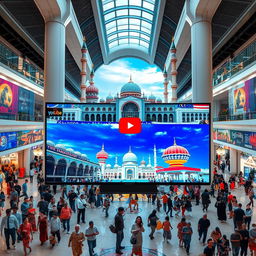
[0,152,18,167]
[240,154,256,181]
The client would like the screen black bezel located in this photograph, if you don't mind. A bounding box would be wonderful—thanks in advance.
[44,102,211,186]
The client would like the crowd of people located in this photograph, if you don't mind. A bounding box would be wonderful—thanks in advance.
[0,159,255,256]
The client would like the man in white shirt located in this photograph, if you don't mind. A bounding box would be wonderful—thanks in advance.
[76,194,86,224]
[29,167,35,183]
[85,221,99,256]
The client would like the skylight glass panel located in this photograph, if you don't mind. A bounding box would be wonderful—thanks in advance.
[140,26,151,34]
[119,24,129,30]
[116,9,128,17]
[143,1,154,11]
[106,20,116,30]
[142,11,153,21]
[103,2,114,11]
[117,18,128,26]
[104,12,115,21]
[141,20,152,29]
[130,38,140,44]
[130,24,140,30]
[140,41,149,48]
[130,32,140,37]
[115,0,128,7]
[119,32,129,37]
[130,18,139,25]
[130,0,142,7]
[140,34,150,41]
[108,34,118,41]
[129,9,141,17]
[109,41,118,48]
[119,38,129,44]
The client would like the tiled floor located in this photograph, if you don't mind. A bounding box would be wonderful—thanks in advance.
[0,180,255,256]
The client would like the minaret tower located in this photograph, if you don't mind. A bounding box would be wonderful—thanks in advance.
[163,65,168,103]
[86,65,99,103]
[170,38,178,102]
[154,144,157,167]
[80,37,87,103]
[96,144,109,173]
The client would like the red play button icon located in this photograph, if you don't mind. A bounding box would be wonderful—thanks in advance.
[119,118,142,134]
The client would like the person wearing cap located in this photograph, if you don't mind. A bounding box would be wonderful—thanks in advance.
[49,213,61,246]
[0,208,19,250]
[115,207,125,254]
[68,224,85,256]
[85,221,99,256]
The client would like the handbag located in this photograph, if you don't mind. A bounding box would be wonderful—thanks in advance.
[130,235,137,245]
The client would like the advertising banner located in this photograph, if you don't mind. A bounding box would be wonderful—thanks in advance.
[0,132,17,151]
[17,129,43,146]
[230,130,244,147]
[18,87,35,116]
[0,78,18,114]
[244,131,256,151]
[230,76,256,115]
[216,129,230,143]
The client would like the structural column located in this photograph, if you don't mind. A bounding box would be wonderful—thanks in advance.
[230,148,238,174]
[191,19,213,103]
[23,148,31,176]
[44,20,66,102]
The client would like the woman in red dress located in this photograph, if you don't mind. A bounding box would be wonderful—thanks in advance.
[38,212,48,245]
[19,218,33,256]
[27,204,37,232]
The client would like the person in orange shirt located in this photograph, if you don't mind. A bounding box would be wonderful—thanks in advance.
[163,216,172,243]
[60,203,72,234]
[161,193,168,213]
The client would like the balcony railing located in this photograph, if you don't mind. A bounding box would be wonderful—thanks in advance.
[0,112,44,122]
[213,40,256,87]
[0,42,44,87]
[213,111,256,122]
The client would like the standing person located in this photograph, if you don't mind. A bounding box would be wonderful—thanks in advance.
[29,167,35,183]
[20,179,29,198]
[131,216,145,256]
[166,195,173,217]
[203,238,215,256]
[227,192,234,218]
[182,222,193,255]
[161,193,168,213]
[48,197,57,220]
[0,170,5,191]
[233,203,245,229]
[230,229,242,256]
[68,225,85,256]
[0,191,5,216]
[202,189,210,212]
[60,202,72,234]
[103,195,111,217]
[76,194,86,224]
[37,212,48,245]
[216,198,227,222]
[249,224,256,256]
[239,223,249,256]
[88,186,96,208]
[37,197,48,215]
[20,197,30,221]
[244,203,253,230]
[0,208,19,250]
[68,189,77,213]
[162,216,172,243]
[10,188,19,209]
[114,207,125,254]
[198,214,211,245]
[177,217,187,247]
[219,235,231,256]
[57,197,65,216]
[211,227,222,253]
[19,217,33,256]
[49,213,61,246]
[85,221,99,256]
[27,204,37,232]
[148,209,158,240]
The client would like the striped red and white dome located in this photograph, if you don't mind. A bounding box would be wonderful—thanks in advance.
[162,145,189,156]
[96,144,108,159]
[86,84,98,93]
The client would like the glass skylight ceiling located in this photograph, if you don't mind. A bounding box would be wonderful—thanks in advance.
[101,0,157,51]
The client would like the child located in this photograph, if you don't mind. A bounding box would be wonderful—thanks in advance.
[163,216,172,243]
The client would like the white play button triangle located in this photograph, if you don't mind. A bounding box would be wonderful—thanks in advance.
[127,122,134,129]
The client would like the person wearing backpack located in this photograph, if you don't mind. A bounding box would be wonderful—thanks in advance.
[148,210,158,240]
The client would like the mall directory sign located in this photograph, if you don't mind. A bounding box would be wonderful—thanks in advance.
[45,103,211,185]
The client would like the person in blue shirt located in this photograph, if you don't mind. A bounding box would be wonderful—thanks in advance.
[12,206,22,242]
[20,198,30,222]
[182,222,193,255]
[0,208,19,250]
[20,179,29,198]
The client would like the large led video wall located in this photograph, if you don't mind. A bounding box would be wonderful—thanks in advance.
[45,103,210,185]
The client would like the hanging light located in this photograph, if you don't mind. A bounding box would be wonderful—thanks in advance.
[216,146,225,156]
[33,147,43,157]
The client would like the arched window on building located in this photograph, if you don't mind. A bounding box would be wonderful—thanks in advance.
[108,107,112,111]
[96,114,101,121]
[77,164,83,176]
[158,114,162,122]
[113,114,116,122]
[85,114,89,121]
[191,113,194,122]
[55,159,67,176]
[195,113,198,120]
[46,155,55,176]
[103,107,106,111]
[85,107,89,111]
[164,107,167,111]
[163,114,167,122]
[107,114,112,122]
[97,107,100,111]
[158,107,161,111]
[91,108,95,111]
[169,114,173,122]
[102,114,106,121]
[152,114,156,121]
[146,114,151,121]
[67,162,77,176]
[91,114,95,121]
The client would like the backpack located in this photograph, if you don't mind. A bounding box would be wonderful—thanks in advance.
[109,224,117,233]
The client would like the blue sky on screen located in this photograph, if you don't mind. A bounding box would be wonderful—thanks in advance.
[93,58,163,99]
[47,123,210,169]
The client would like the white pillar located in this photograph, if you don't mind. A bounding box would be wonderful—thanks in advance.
[44,20,65,102]
[23,148,31,177]
[230,148,237,174]
[191,20,213,103]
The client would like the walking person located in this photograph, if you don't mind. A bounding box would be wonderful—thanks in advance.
[233,204,245,230]
[76,194,86,224]
[12,206,22,242]
[182,222,193,255]
[37,212,48,245]
[115,207,125,254]
[0,208,19,251]
[103,195,111,217]
[60,202,72,234]
[49,213,61,246]
[198,214,211,245]
[131,216,145,256]
[166,195,173,217]
[244,203,253,230]
[162,216,172,243]
[230,229,242,256]
[161,193,168,213]
[148,209,158,240]
[29,167,35,183]
[177,217,187,247]
[85,221,99,256]
[20,197,30,221]
[19,217,33,256]
[68,224,85,256]
[68,189,77,213]
[239,223,249,256]
[20,179,29,198]
[203,238,215,256]
[202,189,210,212]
